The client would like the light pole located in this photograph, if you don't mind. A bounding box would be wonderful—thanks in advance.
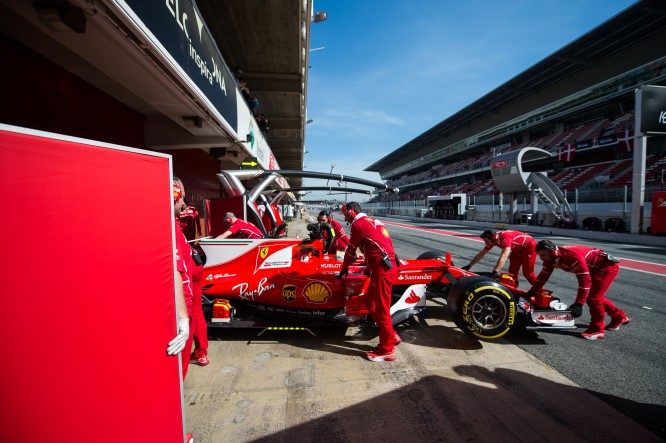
[326,163,337,187]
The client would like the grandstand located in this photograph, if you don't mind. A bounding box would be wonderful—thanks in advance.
[365,0,666,228]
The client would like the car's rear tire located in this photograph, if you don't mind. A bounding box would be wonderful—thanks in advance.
[417,250,444,260]
[447,276,516,340]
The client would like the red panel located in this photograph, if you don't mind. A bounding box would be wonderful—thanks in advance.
[0,129,183,442]
[652,191,666,235]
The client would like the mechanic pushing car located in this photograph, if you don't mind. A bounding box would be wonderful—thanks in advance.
[528,240,630,340]
[215,212,263,239]
[317,210,350,255]
[463,229,538,286]
[339,202,401,362]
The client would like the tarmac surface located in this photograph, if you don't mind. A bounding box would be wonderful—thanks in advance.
[184,213,661,442]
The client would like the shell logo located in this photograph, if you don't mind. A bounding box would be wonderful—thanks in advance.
[303,282,332,304]
[381,227,390,238]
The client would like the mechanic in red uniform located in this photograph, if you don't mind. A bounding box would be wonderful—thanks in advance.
[338,202,401,362]
[528,239,630,340]
[178,201,203,241]
[463,229,538,286]
[169,179,195,378]
[177,197,209,366]
[188,255,209,366]
[318,210,350,255]
[216,212,264,239]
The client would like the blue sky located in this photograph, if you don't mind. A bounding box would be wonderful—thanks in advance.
[303,0,635,201]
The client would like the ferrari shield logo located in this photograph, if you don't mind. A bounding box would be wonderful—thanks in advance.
[260,247,269,259]
[282,284,296,302]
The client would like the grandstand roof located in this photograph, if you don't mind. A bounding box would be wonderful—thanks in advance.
[366,0,666,173]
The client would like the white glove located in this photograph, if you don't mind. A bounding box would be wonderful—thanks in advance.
[167,317,189,355]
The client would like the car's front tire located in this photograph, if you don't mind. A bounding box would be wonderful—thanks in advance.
[447,276,516,340]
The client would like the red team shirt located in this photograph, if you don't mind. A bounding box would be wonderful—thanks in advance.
[178,205,200,241]
[323,218,350,251]
[484,230,535,251]
[174,225,194,315]
[330,218,350,248]
[226,218,263,239]
[531,245,612,304]
[343,213,395,268]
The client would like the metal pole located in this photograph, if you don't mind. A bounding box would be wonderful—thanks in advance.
[511,194,518,224]
[499,192,504,223]
[574,188,579,226]
[623,185,628,221]
[631,88,647,234]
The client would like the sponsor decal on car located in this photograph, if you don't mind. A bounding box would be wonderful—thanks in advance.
[302,281,332,303]
[257,246,293,270]
[405,290,421,304]
[232,277,276,301]
[255,305,328,316]
[205,272,236,281]
[320,263,342,269]
[536,313,573,321]
[282,284,296,302]
[397,273,433,281]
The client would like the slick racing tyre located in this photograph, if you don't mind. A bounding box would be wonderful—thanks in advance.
[417,250,445,260]
[447,276,516,340]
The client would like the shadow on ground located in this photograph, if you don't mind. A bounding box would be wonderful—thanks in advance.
[248,365,662,442]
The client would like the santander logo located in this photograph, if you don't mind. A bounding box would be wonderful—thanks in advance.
[405,290,421,304]
[398,274,433,281]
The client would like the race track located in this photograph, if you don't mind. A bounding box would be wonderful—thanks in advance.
[336,214,666,437]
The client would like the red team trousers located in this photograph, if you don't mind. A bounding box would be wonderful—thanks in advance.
[190,266,208,358]
[367,260,398,354]
[587,262,622,332]
[508,247,538,285]
[181,265,208,379]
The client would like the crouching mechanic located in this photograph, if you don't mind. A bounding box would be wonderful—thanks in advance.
[338,202,401,362]
[463,229,537,286]
[528,240,630,340]
[318,210,350,255]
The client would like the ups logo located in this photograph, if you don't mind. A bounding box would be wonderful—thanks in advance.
[282,284,296,302]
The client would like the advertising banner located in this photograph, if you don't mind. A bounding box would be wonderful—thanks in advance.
[575,139,594,149]
[0,125,184,442]
[640,85,666,134]
[120,0,238,131]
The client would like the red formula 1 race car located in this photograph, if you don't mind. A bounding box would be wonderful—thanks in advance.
[198,170,575,340]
